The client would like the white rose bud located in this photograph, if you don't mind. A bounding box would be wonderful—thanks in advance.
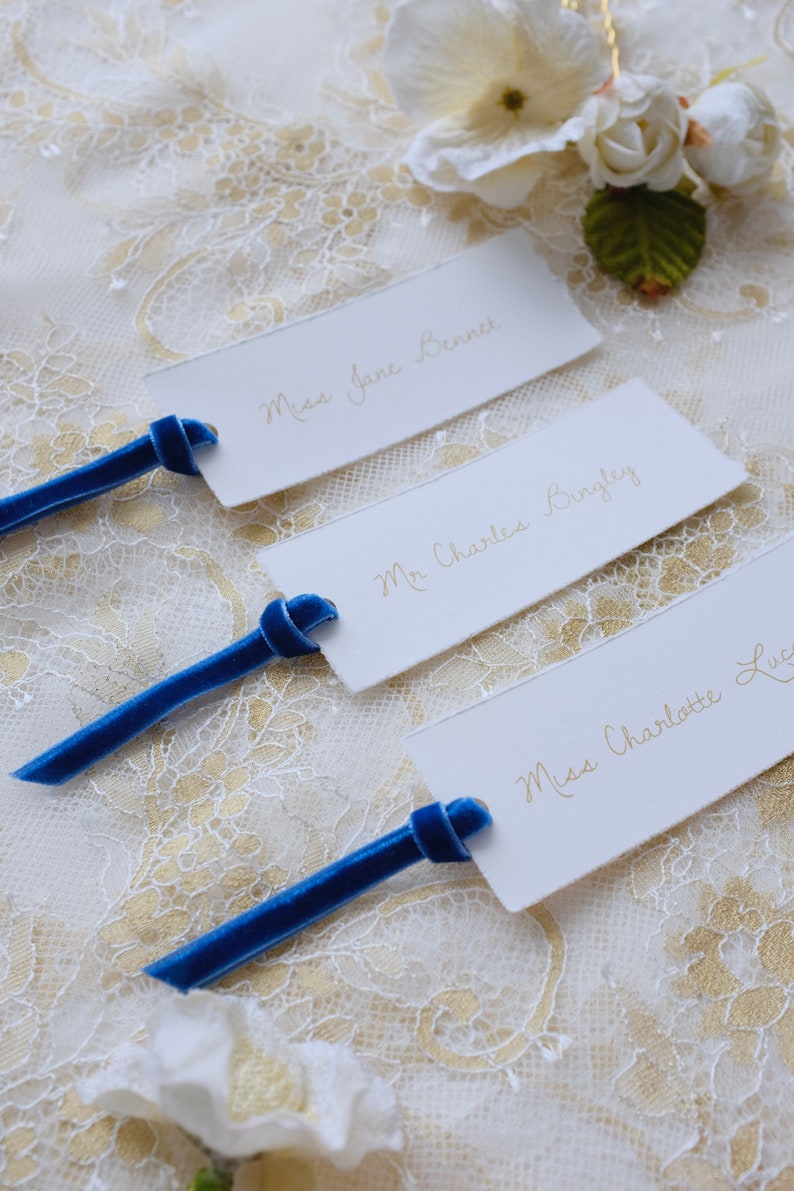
[576,73,689,191]
[684,81,781,194]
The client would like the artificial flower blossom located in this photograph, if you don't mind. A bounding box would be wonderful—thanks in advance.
[79,991,402,1170]
[576,73,689,191]
[383,0,606,208]
[683,81,781,194]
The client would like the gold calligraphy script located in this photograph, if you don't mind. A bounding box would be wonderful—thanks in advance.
[511,625,793,810]
[516,756,598,803]
[735,639,794,686]
[258,316,502,427]
[373,463,641,597]
[543,465,640,516]
[373,518,531,597]
[603,689,722,756]
[516,687,722,805]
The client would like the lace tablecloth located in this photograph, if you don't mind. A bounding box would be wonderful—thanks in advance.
[2,2,794,1187]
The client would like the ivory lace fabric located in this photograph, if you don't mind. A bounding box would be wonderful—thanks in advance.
[1,2,794,1187]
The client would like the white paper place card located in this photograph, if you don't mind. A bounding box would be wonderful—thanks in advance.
[144,231,600,505]
[259,380,746,691]
[406,536,794,911]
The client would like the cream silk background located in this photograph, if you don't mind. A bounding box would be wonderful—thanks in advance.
[1,2,794,1188]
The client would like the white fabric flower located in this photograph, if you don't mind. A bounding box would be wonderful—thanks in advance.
[576,73,689,191]
[383,0,606,208]
[79,991,402,1170]
[683,81,781,194]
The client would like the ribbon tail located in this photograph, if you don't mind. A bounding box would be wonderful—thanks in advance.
[13,630,271,786]
[12,593,337,786]
[0,418,216,536]
[145,798,491,990]
[146,829,421,990]
[0,440,157,535]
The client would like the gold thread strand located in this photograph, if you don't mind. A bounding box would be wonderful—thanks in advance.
[560,0,619,76]
[600,0,621,77]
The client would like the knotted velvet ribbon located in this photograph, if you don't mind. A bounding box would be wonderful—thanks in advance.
[13,593,338,786]
[0,415,217,536]
[145,797,492,990]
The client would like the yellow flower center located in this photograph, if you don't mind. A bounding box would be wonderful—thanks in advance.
[227,1041,305,1120]
[500,87,526,114]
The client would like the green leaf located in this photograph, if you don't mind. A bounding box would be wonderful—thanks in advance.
[583,186,707,296]
[186,1166,234,1191]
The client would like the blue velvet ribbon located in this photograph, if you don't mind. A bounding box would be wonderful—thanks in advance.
[0,415,217,536]
[13,594,338,786]
[145,797,492,991]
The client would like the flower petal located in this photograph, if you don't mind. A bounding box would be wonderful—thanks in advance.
[684,82,781,193]
[79,1044,164,1122]
[81,991,402,1169]
[385,0,607,203]
[383,0,517,122]
[149,992,239,1153]
[513,0,607,112]
[405,110,583,206]
[287,1038,403,1170]
[576,73,688,190]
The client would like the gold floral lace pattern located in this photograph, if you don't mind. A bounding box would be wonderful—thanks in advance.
[1,2,794,1189]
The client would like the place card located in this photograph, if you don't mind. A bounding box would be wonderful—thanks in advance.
[258,380,745,691]
[405,536,794,911]
[144,231,600,505]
